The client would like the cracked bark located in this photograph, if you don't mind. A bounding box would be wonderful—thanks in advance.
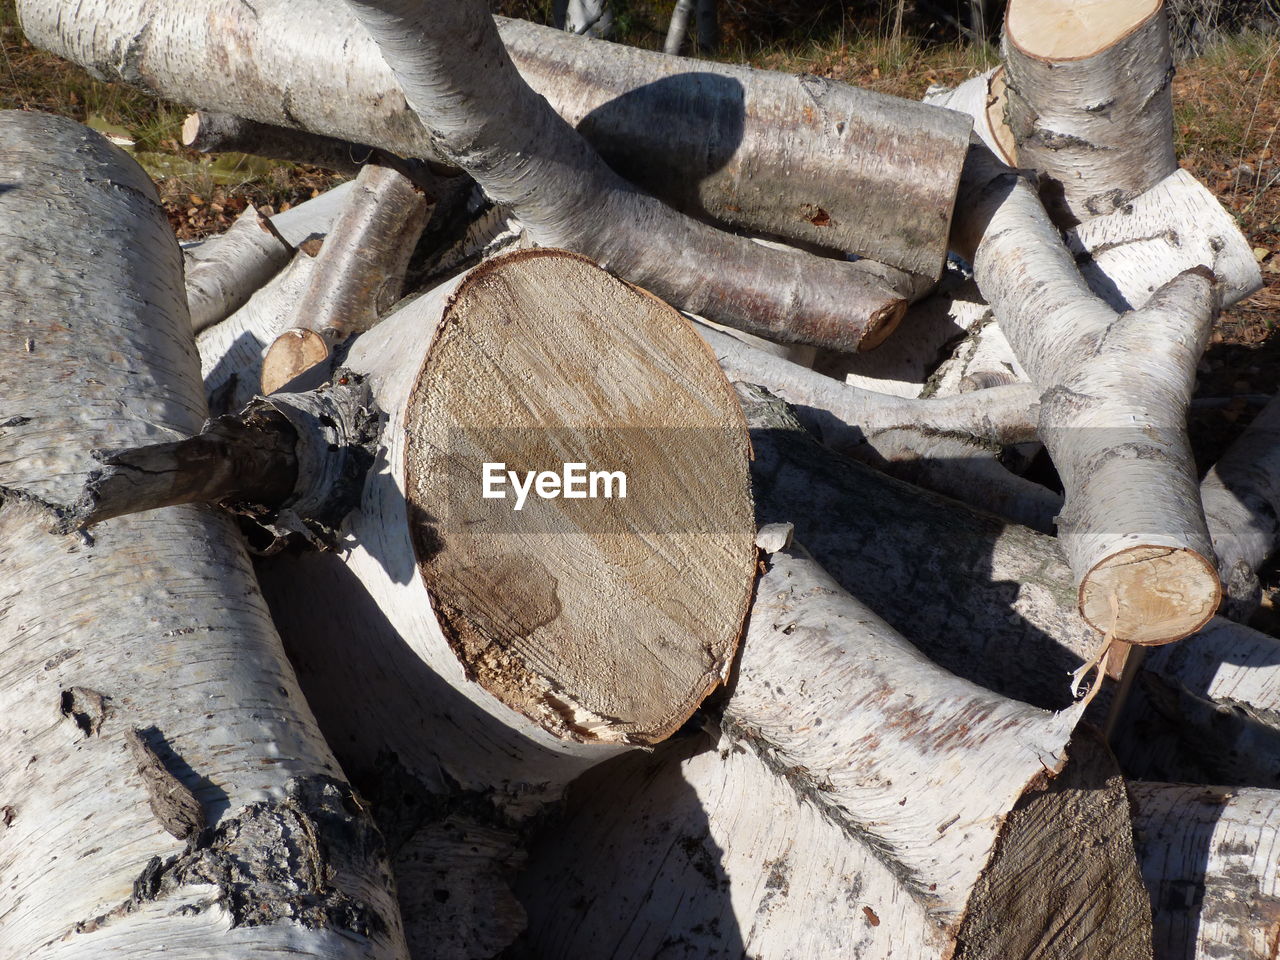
[0,109,407,960]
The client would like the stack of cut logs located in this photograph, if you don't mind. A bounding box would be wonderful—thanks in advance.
[1,0,1277,957]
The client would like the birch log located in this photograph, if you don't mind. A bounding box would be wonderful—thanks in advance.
[1130,782,1280,960]
[1002,0,1177,225]
[260,163,430,393]
[0,110,407,960]
[953,143,1221,645]
[930,70,1260,312]
[183,110,381,176]
[702,325,1060,531]
[184,203,293,333]
[328,0,910,351]
[515,552,1151,959]
[200,249,319,416]
[741,386,1280,788]
[15,0,972,278]
[1200,395,1280,619]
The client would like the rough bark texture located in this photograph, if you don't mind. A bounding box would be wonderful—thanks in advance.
[1067,168,1262,312]
[740,386,1280,788]
[0,109,407,960]
[954,144,1221,645]
[1003,0,1177,225]
[200,249,319,416]
[1130,782,1280,960]
[701,324,1039,446]
[703,323,1059,531]
[185,203,293,334]
[15,0,972,278]
[1201,395,1280,619]
[261,163,430,392]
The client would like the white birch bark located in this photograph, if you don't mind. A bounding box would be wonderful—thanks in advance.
[260,163,430,393]
[1002,0,1177,224]
[1130,782,1280,960]
[742,386,1280,788]
[1066,167,1263,311]
[953,143,1221,645]
[88,248,759,956]
[929,70,1260,314]
[185,203,293,334]
[1200,395,1280,619]
[700,324,1039,446]
[186,181,356,262]
[328,0,911,351]
[664,0,694,54]
[0,109,407,960]
[515,551,1151,959]
[199,249,319,416]
[15,0,973,279]
[925,67,1016,165]
[814,272,985,398]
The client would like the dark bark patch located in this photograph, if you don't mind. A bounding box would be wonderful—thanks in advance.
[73,775,393,941]
[59,686,111,737]
[124,728,206,841]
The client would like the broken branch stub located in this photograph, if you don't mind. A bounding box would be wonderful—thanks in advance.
[0,109,407,960]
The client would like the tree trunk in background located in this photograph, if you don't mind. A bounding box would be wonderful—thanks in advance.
[0,109,408,960]
[15,0,972,278]
[553,0,613,38]
[1002,0,1177,225]
[664,0,694,54]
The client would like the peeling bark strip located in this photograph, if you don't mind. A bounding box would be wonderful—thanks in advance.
[336,0,906,351]
[1130,782,1280,960]
[0,110,407,960]
[1003,0,1177,225]
[16,0,971,278]
[741,387,1280,788]
[952,144,1221,645]
[260,163,431,393]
